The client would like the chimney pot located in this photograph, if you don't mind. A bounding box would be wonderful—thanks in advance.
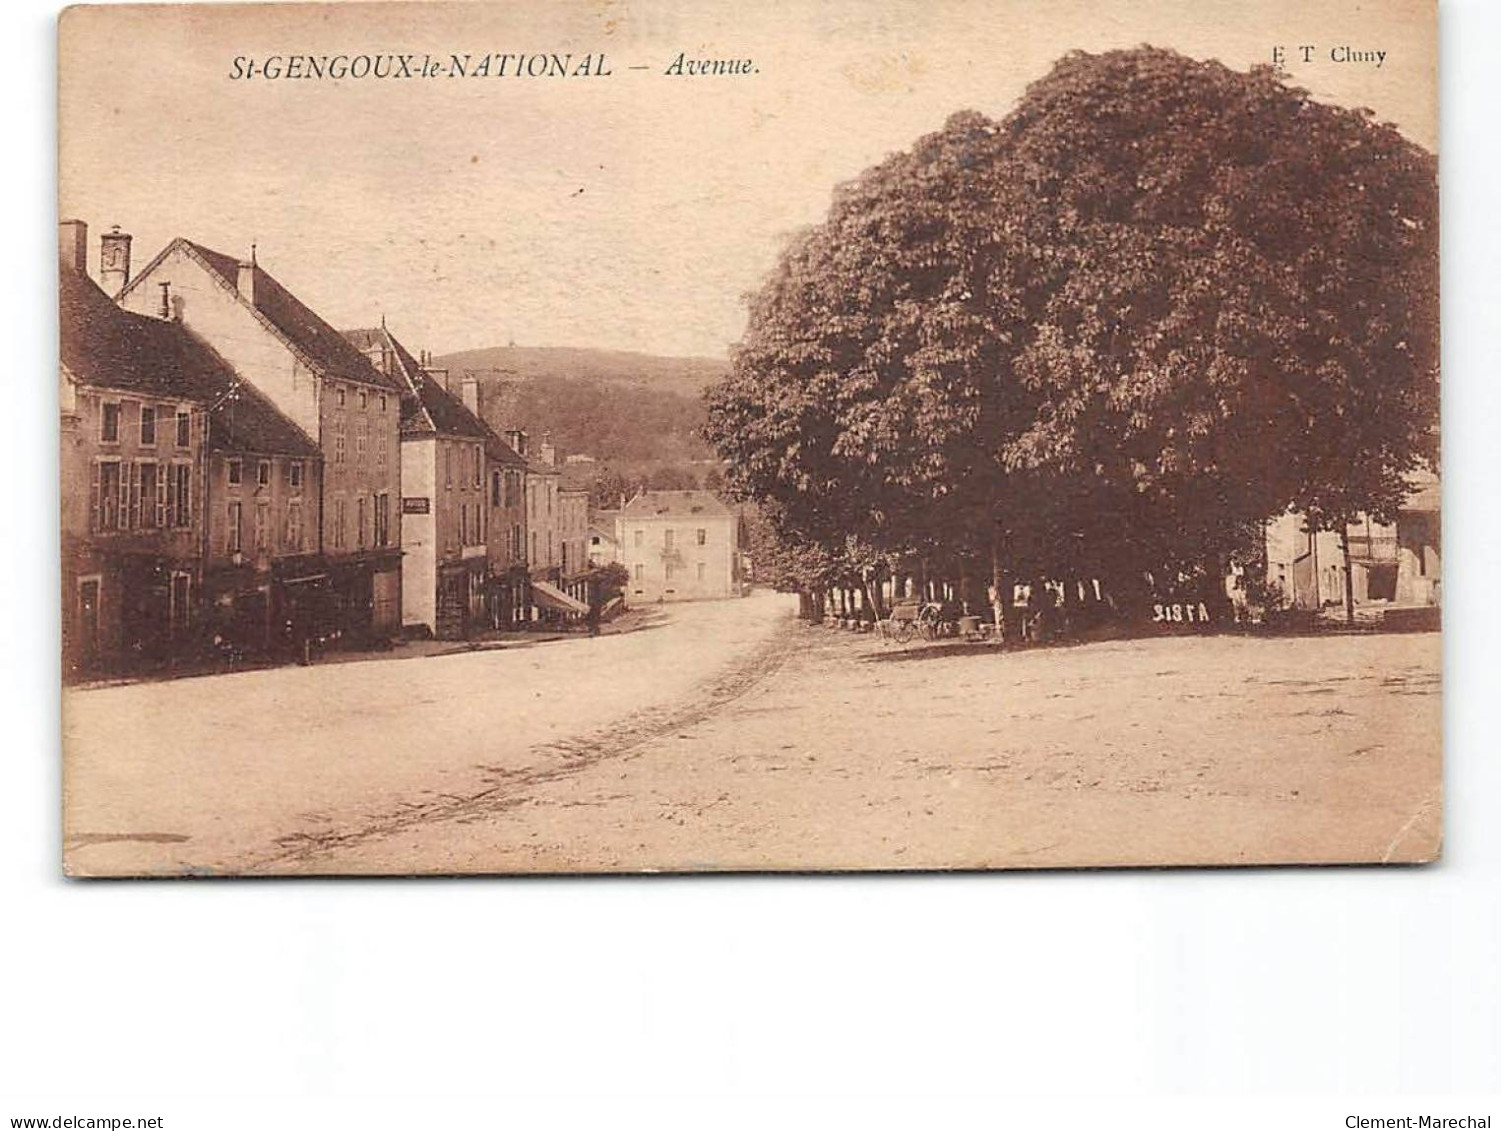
[59,219,88,274]
[99,225,133,296]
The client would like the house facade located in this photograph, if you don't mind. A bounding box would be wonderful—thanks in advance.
[199,390,325,657]
[617,490,741,603]
[117,236,405,643]
[586,510,620,568]
[347,326,491,639]
[60,249,211,678]
[1264,471,1441,615]
[558,487,591,604]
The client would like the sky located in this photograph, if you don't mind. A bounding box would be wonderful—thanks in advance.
[58,0,1436,360]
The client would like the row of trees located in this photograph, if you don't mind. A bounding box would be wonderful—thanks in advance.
[705,48,1438,631]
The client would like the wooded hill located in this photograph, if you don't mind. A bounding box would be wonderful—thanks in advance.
[432,345,725,466]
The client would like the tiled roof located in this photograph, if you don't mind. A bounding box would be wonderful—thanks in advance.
[61,264,318,458]
[209,378,320,458]
[340,325,528,469]
[172,240,402,393]
[61,263,217,400]
[620,489,733,519]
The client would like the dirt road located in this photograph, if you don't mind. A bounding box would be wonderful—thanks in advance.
[64,593,1440,876]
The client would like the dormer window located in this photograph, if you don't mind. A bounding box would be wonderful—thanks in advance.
[289,461,304,490]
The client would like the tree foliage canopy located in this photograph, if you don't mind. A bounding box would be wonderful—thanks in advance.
[704,47,1438,593]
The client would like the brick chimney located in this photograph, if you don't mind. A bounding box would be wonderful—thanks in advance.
[59,219,87,274]
[236,259,257,306]
[460,376,480,417]
[99,225,132,295]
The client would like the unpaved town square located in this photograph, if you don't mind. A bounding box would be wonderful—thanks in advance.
[63,592,1441,876]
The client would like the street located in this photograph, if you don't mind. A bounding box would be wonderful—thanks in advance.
[63,591,1441,875]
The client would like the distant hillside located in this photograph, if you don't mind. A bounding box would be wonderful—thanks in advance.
[434,346,728,399]
[431,346,729,467]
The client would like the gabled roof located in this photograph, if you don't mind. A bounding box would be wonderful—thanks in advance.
[61,263,217,401]
[61,264,318,458]
[620,489,734,519]
[340,324,528,469]
[209,378,321,458]
[122,238,402,393]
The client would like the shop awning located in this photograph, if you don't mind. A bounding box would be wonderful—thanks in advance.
[531,579,589,615]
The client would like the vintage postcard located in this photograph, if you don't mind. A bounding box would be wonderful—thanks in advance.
[57,0,1440,876]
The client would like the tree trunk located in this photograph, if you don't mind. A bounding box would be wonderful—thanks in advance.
[990,526,1007,645]
[1340,529,1355,626]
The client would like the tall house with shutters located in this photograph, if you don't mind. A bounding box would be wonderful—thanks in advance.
[60,251,212,678]
[617,490,742,603]
[346,325,528,638]
[117,237,404,642]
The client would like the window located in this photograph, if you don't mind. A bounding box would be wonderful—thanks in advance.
[227,458,242,486]
[289,461,303,490]
[697,562,706,581]
[171,464,192,527]
[359,389,368,410]
[375,432,386,469]
[96,460,121,531]
[380,394,387,412]
[446,446,453,489]
[139,462,158,529]
[175,410,191,448]
[696,528,707,546]
[459,502,469,547]
[100,401,120,443]
[355,419,368,466]
[634,529,643,548]
[375,493,390,548]
[473,446,482,489]
[127,461,142,529]
[227,501,242,554]
[254,501,269,551]
[664,562,675,581]
[285,500,303,552]
[257,460,271,487]
[336,385,346,408]
[139,405,156,447]
[633,563,643,580]
[334,418,346,464]
[491,470,502,508]
[333,497,346,550]
[664,529,675,549]
[357,497,367,549]
[531,530,538,563]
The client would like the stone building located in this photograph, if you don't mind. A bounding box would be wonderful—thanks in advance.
[1264,470,1441,616]
[60,248,211,677]
[617,490,741,603]
[117,236,405,643]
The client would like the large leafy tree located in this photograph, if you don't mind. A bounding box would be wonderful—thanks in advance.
[705,47,1438,616]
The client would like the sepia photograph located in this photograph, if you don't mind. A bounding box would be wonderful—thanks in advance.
[57,0,1440,877]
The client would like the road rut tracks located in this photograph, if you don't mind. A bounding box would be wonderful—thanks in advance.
[240,612,803,872]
